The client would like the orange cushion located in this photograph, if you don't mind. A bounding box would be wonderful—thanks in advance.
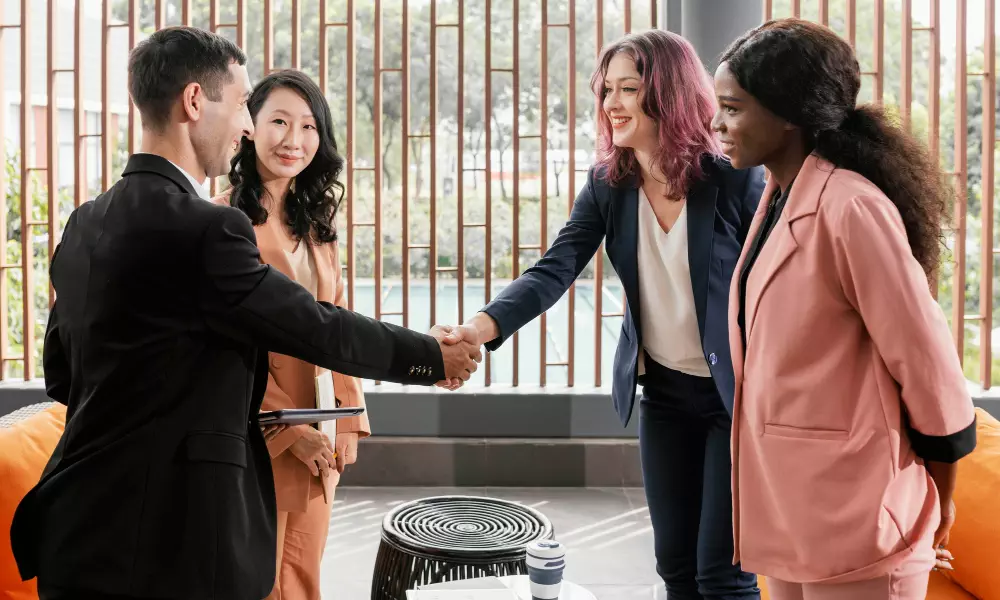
[941,407,1000,600]
[0,404,66,600]
[927,569,978,600]
[759,575,770,599]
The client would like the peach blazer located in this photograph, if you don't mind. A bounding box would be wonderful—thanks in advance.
[727,155,975,584]
[212,193,370,513]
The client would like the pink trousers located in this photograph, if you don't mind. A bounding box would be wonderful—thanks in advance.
[767,561,930,600]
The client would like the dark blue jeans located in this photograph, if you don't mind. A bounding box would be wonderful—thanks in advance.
[638,358,759,600]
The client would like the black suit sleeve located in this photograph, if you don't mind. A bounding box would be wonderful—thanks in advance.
[481,168,607,351]
[198,207,444,384]
[42,299,71,405]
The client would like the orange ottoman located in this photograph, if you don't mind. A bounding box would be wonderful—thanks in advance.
[927,569,977,599]
[935,407,1000,600]
[0,403,66,600]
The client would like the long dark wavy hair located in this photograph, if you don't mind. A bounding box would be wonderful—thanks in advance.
[227,69,344,244]
[720,18,948,276]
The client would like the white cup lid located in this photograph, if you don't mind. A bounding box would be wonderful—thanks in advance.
[526,539,565,559]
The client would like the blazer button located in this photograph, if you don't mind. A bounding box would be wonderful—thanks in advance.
[708,353,718,366]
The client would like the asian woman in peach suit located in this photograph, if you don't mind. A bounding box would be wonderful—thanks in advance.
[711,20,977,600]
[213,69,368,600]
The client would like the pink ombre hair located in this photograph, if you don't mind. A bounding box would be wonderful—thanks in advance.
[590,30,722,195]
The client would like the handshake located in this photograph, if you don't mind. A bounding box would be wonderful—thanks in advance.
[428,313,500,389]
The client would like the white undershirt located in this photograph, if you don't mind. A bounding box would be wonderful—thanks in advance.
[137,153,210,200]
[636,188,711,377]
[166,159,210,200]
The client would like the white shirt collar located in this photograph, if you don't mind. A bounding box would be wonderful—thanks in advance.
[136,153,210,200]
[166,159,211,201]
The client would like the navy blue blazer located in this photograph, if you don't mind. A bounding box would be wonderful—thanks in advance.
[482,156,766,426]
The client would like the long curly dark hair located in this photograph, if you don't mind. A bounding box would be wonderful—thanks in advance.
[720,18,949,276]
[227,69,344,244]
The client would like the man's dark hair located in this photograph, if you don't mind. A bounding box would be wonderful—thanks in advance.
[128,26,247,132]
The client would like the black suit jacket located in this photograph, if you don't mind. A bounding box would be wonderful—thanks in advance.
[10,154,444,599]
[482,156,765,424]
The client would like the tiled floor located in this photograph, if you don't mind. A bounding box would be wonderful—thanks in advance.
[321,487,666,600]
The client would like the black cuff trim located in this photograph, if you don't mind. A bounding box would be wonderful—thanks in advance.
[908,415,977,463]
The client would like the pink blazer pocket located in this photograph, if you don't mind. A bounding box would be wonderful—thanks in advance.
[763,423,849,441]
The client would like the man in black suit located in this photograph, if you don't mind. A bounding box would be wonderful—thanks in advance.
[9,27,480,600]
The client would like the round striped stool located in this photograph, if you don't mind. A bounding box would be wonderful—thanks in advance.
[370,495,554,600]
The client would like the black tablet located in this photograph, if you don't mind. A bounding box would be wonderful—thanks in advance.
[258,407,366,425]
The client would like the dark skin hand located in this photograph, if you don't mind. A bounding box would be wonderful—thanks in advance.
[927,461,958,571]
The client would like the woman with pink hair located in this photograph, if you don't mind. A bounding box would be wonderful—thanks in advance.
[443,30,764,599]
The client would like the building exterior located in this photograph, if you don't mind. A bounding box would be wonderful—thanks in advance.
[2,0,132,191]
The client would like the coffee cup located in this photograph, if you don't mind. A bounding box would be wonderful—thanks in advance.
[525,539,565,600]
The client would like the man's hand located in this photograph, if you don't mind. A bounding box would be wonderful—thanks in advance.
[432,314,498,389]
[334,432,359,474]
[432,323,482,390]
[430,325,481,384]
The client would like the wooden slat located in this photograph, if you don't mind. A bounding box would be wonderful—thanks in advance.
[980,0,996,387]
[21,0,34,379]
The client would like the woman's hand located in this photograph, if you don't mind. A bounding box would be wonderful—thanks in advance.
[933,499,956,571]
[288,427,336,477]
[432,318,491,390]
[334,432,359,473]
[260,424,288,442]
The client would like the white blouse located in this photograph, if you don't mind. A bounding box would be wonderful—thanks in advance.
[636,188,711,377]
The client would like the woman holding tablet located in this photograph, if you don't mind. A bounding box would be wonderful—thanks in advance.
[213,69,366,600]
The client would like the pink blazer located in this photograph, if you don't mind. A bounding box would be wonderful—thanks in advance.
[212,193,370,513]
[728,155,975,584]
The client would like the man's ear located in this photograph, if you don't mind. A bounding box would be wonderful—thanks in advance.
[180,82,204,122]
